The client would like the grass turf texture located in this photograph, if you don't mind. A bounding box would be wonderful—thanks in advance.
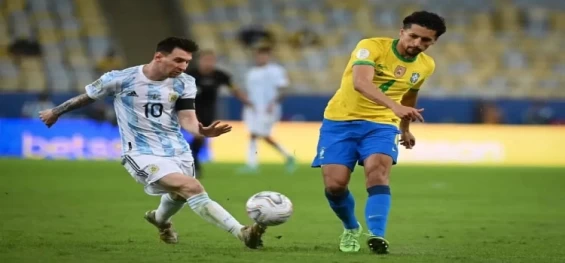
[1,159,564,263]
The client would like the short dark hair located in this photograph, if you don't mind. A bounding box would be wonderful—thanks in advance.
[403,11,446,38]
[156,37,199,54]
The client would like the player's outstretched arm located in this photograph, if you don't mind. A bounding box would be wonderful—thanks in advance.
[399,90,419,132]
[178,110,231,137]
[228,84,253,107]
[52,94,95,117]
[399,90,420,149]
[39,93,95,128]
[178,109,202,136]
[40,71,119,128]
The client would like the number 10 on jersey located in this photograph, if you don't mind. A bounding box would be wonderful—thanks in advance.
[144,103,163,118]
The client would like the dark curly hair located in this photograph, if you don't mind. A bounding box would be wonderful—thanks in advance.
[403,11,447,38]
[156,37,199,54]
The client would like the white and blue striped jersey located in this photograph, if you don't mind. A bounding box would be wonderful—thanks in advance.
[85,65,196,157]
[244,63,289,112]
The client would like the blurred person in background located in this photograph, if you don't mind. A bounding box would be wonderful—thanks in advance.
[21,91,55,118]
[523,100,554,124]
[238,25,274,48]
[473,101,503,124]
[288,27,322,49]
[185,50,253,178]
[8,38,42,58]
[239,44,295,174]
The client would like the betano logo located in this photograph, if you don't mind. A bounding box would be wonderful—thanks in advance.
[22,133,122,159]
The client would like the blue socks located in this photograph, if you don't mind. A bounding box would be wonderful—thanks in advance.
[325,189,360,229]
[325,185,391,236]
[365,185,391,237]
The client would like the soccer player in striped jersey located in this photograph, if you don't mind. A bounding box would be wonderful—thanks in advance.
[39,37,266,249]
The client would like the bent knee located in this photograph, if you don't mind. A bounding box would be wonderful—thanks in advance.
[178,179,204,197]
[169,193,186,202]
[322,165,350,194]
[364,154,392,186]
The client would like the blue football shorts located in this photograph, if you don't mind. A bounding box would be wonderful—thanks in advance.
[311,119,401,172]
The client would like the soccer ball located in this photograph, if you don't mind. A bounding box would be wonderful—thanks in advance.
[245,191,293,226]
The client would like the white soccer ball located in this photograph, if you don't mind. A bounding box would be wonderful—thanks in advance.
[245,191,293,226]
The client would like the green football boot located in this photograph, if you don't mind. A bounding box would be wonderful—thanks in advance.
[339,224,362,252]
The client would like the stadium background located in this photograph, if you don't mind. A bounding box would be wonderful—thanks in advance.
[1,0,564,166]
[2,1,565,262]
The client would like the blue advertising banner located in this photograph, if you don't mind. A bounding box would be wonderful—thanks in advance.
[0,118,210,160]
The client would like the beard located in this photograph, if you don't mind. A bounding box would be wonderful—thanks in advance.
[406,47,422,56]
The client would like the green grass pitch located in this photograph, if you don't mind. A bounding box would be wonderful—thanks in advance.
[1,159,564,263]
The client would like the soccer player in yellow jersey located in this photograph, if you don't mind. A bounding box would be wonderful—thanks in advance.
[311,11,446,255]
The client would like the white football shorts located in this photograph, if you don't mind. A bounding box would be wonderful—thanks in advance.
[121,153,194,196]
[243,107,281,137]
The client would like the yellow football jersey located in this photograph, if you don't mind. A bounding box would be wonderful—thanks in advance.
[324,37,436,127]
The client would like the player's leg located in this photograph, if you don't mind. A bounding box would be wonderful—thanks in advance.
[143,193,185,244]
[122,155,184,244]
[241,108,260,172]
[357,123,400,254]
[311,119,362,252]
[123,154,265,248]
[260,107,295,172]
[157,172,266,249]
[263,135,295,172]
[189,136,205,176]
[236,133,260,173]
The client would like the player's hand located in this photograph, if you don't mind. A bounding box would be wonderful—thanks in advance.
[399,130,416,149]
[198,121,232,137]
[39,109,59,128]
[392,105,424,122]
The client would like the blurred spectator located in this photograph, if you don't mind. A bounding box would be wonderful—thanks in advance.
[8,38,42,57]
[288,28,321,49]
[21,92,55,118]
[523,101,554,125]
[238,25,274,48]
[474,101,503,124]
[96,49,124,75]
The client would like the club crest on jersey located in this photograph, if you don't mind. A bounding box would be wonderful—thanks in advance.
[147,164,160,175]
[410,73,420,84]
[394,66,406,78]
[169,92,179,102]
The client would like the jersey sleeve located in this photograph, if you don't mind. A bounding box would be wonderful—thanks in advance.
[180,75,197,99]
[175,75,197,110]
[274,66,289,88]
[85,71,120,100]
[351,39,381,67]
